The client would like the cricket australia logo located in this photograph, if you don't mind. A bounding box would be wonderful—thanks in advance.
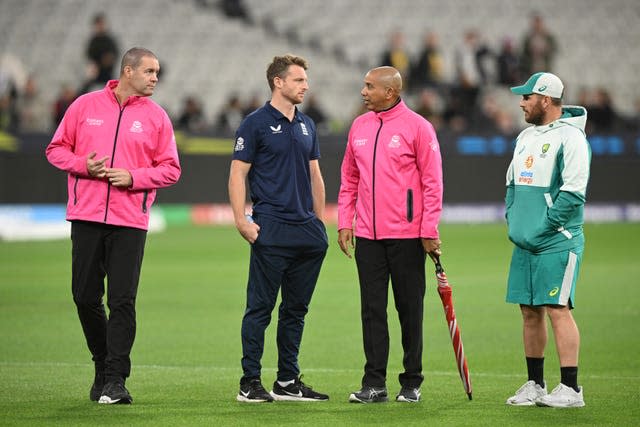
[234,137,245,151]
[130,120,143,133]
[270,124,282,134]
[540,143,550,159]
[300,123,309,136]
[389,135,401,148]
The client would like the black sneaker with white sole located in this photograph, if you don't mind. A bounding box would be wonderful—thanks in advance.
[270,376,329,401]
[98,381,133,404]
[237,379,274,403]
[349,386,388,403]
[89,373,105,402]
[396,387,421,402]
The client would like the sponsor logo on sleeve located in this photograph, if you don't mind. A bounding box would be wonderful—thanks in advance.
[86,118,104,126]
[354,138,367,146]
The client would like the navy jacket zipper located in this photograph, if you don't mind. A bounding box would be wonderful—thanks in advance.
[372,118,383,239]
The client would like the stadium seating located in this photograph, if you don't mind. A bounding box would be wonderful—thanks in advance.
[1,0,638,127]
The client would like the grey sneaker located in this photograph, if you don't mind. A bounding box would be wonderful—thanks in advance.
[535,383,585,408]
[237,379,274,403]
[506,380,547,406]
[396,387,421,402]
[98,381,133,404]
[349,386,388,403]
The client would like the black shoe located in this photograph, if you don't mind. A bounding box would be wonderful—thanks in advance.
[349,386,388,403]
[89,373,105,402]
[237,379,274,403]
[98,381,133,404]
[270,376,329,401]
[396,386,421,402]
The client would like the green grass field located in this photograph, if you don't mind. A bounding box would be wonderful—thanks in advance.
[1,222,639,426]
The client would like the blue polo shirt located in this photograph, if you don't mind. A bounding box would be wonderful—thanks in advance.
[233,101,320,223]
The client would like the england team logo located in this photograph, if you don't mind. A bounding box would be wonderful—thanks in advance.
[234,137,245,151]
[300,123,309,136]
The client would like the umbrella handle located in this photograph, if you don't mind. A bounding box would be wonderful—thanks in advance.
[431,253,445,274]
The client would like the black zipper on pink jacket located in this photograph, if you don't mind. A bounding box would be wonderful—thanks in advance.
[104,103,126,223]
[372,118,383,239]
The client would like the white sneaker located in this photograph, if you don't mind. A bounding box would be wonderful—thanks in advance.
[506,380,547,406]
[535,383,585,408]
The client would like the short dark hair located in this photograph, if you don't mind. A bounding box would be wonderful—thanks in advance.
[120,47,157,74]
[266,54,308,91]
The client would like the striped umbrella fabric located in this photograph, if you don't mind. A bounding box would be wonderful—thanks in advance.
[433,255,473,400]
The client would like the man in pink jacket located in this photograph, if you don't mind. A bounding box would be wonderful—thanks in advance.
[46,47,181,404]
[338,66,443,403]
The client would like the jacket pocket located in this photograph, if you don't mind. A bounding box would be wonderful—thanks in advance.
[406,189,413,222]
[73,176,79,205]
[141,190,148,213]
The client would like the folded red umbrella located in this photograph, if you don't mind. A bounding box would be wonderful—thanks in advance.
[433,255,472,400]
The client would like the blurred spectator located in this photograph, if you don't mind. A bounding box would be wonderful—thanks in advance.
[303,94,328,128]
[496,37,520,86]
[219,0,252,24]
[242,92,262,117]
[176,95,207,133]
[410,31,445,91]
[78,62,102,95]
[520,13,557,75]
[52,84,77,127]
[15,75,50,133]
[86,13,119,86]
[0,71,18,132]
[214,94,244,135]
[587,87,617,133]
[451,30,492,122]
[380,30,411,89]
[471,93,516,135]
[414,88,444,131]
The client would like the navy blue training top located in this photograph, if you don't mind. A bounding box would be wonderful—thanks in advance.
[232,101,320,223]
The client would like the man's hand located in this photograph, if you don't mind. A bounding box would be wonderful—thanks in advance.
[422,238,442,261]
[87,152,109,178]
[236,218,260,244]
[338,228,354,258]
[106,168,133,187]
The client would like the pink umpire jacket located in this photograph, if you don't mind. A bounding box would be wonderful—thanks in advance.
[46,80,181,230]
[338,100,443,240]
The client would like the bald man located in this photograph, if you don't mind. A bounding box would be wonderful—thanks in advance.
[338,66,443,403]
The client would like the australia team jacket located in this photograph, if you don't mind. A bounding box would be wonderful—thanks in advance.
[46,80,181,230]
[505,106,591,253]
[338,100,443,239]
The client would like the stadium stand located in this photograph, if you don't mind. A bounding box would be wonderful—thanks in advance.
[1,0,639,129]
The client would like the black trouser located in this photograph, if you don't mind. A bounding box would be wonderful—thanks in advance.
[71,221,146,383]
[354,237,426,389]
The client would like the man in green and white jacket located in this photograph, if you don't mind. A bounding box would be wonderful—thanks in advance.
[504,72,591,408]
